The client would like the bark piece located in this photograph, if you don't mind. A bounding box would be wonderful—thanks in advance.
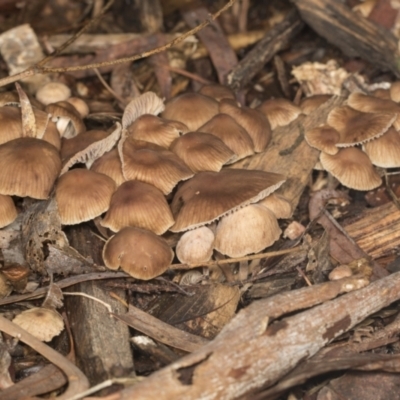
[227,10,304,91]
[344,202,400,260]
[65,225,134,384]
[113,273,396,399]
[293,0,400,77]
[182,6,238,83]
[114,305,208,353]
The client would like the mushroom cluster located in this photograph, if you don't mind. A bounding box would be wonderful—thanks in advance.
[304,89,400,190]
[0,82,292,281]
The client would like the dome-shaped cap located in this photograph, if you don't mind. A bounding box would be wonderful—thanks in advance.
[103,227,174,280]
[162,93,219,131]
[55,169,116,224]
[362,127,400,168]
[101,180,174,234]
[257,98,301,130]
[327,105,395,147]
[170,169,286,232]
[90,149,126,186]
[320,147,381,190]
[0,137,61,199]
[214,205,281,258]
[0,194,18,228]
[126,114,188,148]
[170,131,236,172]
[198,113,254,160]
[176,226,215,265]
[122,139,194,195]
[219,100,272,152]
[305,124,340,155]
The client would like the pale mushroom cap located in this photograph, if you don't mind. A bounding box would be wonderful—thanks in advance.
[0,137,61,199]
[122,139,194,195]
[362,126,400,168]
[390,81,400,103]
[219,100,272,152]
[0,194,18,228]
[304,124,340,155]
[170,131,236,172]
[214,205,281,258]
[198,84,236,102]
[328,265,353,281]
[176,226,215,265]
[327,105,395,146]
[90,148,126,186]
[170,169,286,232]
[300,95,333,115]
[257,193,293,219]
[12,307,64,342]
[36,82,71,106]
[162,93,219,131]
[101,180,174,234]
[55,169,116,225]
[102,227,174,280]
[320,147,382,190]
[126,114,188,148]
[198,113,255,159]
[66,97,90,118]
[257,98,302,130]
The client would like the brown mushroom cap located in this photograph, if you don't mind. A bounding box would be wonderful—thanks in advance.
[122,138,194,195]
[257,98,302,130]
[198,113,255,159]
[162,93,219,131]
[170,169,286,232]
[55,169,116,225]
[61,130,109,161]
[0,106,61,150]
[219,100,272,152]
[198,84,236,102]
[90,148,126,186]
[327,105,395,146]
[12,307,64,342]
[347,92,400,114]
[300,94,333,115]
[0,106,25,144]
[320,147,381,190]
[214,205,281,258]
[103,227,174,280]
[170,131,236,172]
[0,194,18,228]
[176,226,215,265]
[304,124,340,155]
[126,114,189,148]
[101,180,174,234]
[362,126,400,168]
[0,137,61,199]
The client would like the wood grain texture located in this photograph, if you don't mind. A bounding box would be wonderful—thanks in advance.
[293,0,400,77]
